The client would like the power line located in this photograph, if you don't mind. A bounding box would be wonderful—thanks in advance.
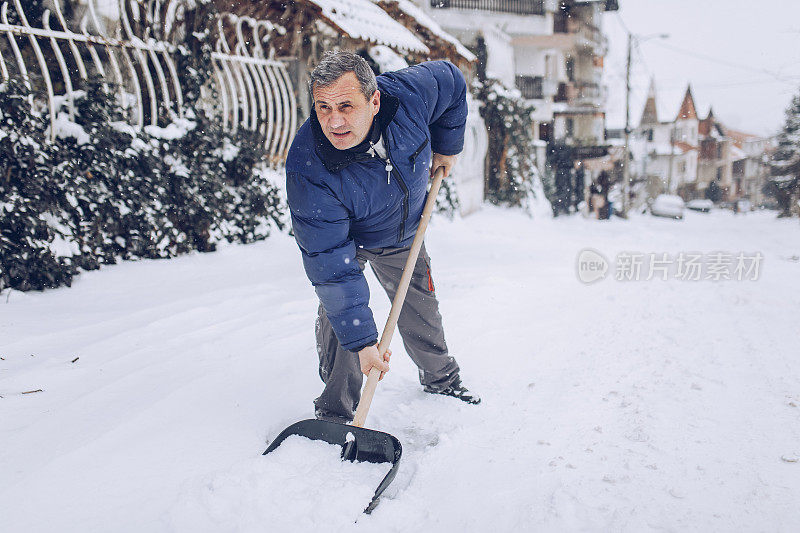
[612,12,800,87]
[656,77,800,89]
[613,12,632,36]
[648,41,800,85]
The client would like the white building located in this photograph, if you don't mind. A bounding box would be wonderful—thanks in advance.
[631,81,699,196]
[415,0,617,152]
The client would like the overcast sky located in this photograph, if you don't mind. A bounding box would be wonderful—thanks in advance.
[602,1,800,137]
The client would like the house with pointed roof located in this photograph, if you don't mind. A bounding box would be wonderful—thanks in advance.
[631,80,698,197]
[631,80,769,203]
[726,127,771,205]
[696,107,735,199]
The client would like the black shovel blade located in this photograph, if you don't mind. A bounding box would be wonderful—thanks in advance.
[263,419,402,513]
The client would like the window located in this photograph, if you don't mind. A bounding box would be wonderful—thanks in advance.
[566,57,575,82]
[539,122,552,142]
[566,118,574,138]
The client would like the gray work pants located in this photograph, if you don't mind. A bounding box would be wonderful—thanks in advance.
[314,243,460,422]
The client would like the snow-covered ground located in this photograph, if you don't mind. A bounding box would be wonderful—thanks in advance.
[1,208,799,532]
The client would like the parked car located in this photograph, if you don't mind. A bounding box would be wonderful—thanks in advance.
[650,194,685,219]
[736,198,752,213]
[686,199,713,213]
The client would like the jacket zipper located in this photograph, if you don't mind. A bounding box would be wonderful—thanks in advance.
[382,136,409,244]
[409,138,429,173]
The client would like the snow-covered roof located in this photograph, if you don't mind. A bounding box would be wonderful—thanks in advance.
[652,145,681,156]
[79,0,119,20]
[368,45,410,73]
[730,145,747,161]
[651,143,695,156]
[383,0,476,62]
[308,0,429,54]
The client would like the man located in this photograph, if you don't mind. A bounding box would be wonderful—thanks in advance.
[286,51,480,424]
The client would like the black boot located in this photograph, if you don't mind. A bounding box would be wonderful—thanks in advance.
[314,407,352,425]
[424,378,481,405]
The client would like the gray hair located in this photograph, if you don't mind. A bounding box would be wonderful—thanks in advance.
[309,51,377,101]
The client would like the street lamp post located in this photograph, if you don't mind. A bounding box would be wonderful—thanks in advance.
[621,32,669,216]
[622,33,632,215]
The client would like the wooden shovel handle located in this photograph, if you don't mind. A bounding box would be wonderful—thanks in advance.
[352,166,447,428]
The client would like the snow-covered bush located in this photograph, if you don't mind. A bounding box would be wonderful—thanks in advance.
[0,0,287,292]
[0,74,286,292]
[434,176,460,218]
[0,78,77,291]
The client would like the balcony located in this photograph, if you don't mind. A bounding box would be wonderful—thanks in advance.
[575,81,606,105]
[552,17,608,54]
[430,0,545,16]
[575,22,608,53]
[552,81,606,107]
[515,76,558,100]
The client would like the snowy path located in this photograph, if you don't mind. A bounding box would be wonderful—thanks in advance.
[1,208,799,531]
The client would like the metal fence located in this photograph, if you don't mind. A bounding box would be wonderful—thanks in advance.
[0,0,296,162]
[430,0,544,16]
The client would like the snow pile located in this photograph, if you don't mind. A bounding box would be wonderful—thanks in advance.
[368,45,409,73]
[168,436,389,530]
[40,213,81,258]
[144,118,197,140]
[309,0,429,54]
[49,112,90,145]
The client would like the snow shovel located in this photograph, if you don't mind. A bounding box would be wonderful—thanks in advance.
[263,166,447,513]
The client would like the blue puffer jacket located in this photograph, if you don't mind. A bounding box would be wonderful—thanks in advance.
[286,60,467,352]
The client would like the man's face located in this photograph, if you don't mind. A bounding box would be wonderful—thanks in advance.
[313,72,380,150]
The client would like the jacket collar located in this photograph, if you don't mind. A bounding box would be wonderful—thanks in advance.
[310,92,400,173]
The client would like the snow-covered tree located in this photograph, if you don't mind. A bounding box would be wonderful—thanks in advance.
[473,37,551,214]
[769,87,800,217]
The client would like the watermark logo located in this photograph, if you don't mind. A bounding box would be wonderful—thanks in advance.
[576,250,763,283]
[577,248,609,284]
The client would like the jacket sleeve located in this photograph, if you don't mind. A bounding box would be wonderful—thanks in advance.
[286,171,378,352]
[384,60,468,156]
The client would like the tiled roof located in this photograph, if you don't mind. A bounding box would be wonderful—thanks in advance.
[676,85,698,121]
[674,141,698,153]
[639,78,658,125]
